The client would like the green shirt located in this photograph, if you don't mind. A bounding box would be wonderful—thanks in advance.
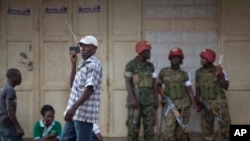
[33,120,62,141]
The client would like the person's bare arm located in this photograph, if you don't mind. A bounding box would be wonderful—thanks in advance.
[153,78,159,110]
[6,98,24,136]
[186,86,196,109]
[96,133,104,141]
[217,70,229,90]
[195,87,201,112]
[157,85,167,106]
[72,86,93,109]
[69,52,77,88]
[64,86,93,120]
[125,76,138,109]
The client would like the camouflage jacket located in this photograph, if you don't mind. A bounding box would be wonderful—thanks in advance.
[195,66,226,100]
[124,56,155,105]
[157,67,188,100]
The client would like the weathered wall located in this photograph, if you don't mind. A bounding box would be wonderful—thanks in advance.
[144,0,218,82]
[220,0,250,125]
[1,0,250,138]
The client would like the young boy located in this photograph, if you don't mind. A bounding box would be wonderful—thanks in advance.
[195,49,231,141]
[0,68,24,141]
[33,105,62,141]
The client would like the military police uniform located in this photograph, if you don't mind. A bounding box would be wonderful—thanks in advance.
[157,68,191,141]
[124,40,157,141]
[196,49,231,141]
[157,48,193,141]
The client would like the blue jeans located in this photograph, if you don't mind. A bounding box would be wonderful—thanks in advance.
[61,120,93,141]
[0,125,22,141]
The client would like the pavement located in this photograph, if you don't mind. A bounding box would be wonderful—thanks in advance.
[24,108,226,141]
[24,133,224,141]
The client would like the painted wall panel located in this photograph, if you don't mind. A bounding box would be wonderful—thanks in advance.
[113,41,137,89]
[44,91,70,125]
[42,0,68,36]
[225,41,250,90]
[6,0,32,35]
[225,0,250,35]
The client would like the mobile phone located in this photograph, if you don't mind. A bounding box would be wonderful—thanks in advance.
[69,46,80,53]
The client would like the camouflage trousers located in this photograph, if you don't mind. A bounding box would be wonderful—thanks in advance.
[200,98,231,141]
[126,104,155,141]
[162,99,190,141]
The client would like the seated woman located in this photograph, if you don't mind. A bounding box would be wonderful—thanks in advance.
[33,105,62,141]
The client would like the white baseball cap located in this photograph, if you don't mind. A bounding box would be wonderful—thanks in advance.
[78,35,98,47]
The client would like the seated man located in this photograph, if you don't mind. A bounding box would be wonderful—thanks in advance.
[92,123,104,141]
[33,105,62,141]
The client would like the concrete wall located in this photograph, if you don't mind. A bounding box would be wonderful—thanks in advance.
[144,0,218,79]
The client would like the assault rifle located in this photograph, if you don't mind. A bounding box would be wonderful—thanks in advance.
[164,96,187,129]
[158,87,187,129]
[199,99,227,125]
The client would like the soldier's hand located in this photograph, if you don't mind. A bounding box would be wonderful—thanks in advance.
[196,104,201,112]
[154,99,159,110]
[216,65,224,77]
[131,98,139,109]
[191,102,197,109]
[160,99,166,107]
[195,97,201,112]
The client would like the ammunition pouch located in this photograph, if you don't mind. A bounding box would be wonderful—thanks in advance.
[137,72,153,88]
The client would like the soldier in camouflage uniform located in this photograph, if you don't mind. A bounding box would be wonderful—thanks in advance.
[124,40,158,141]
[195,49,231,141]
[157,48,196,141]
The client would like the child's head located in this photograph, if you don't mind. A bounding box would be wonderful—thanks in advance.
[6,68,22,86]
[40,104,55,127]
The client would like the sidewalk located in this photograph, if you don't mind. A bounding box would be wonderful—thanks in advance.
[24,133,224,141]
[24,109,224,141]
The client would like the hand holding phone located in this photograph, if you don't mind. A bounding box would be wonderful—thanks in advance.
[69,46,80,53]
